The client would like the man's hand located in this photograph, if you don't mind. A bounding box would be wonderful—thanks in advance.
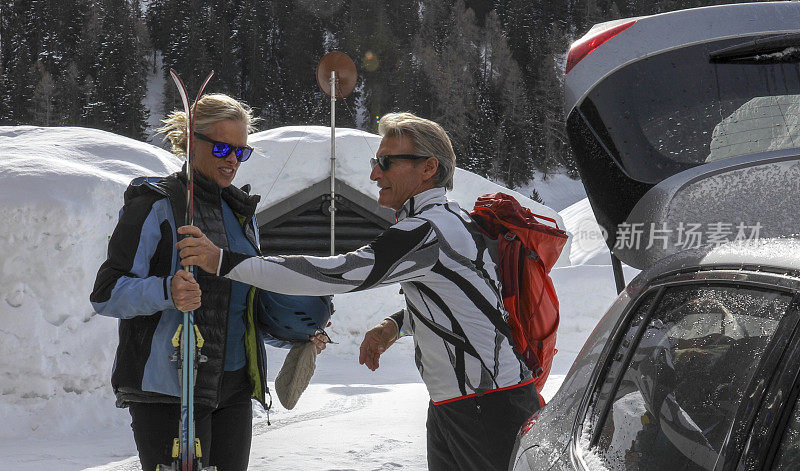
[310,332,329,354]
[310,321,333,354]
[171,269,201,312]
[359,319,399,371]
[176,225,221,274]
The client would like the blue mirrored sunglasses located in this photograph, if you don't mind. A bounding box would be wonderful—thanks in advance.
[194,132,253,162]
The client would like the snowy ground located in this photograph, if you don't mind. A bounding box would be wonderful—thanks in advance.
[2,264,623,471]
[512,172,587,213]
[0,126,628,470]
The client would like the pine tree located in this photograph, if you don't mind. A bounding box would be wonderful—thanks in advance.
[160,0,213,115]
[530,187,543,203]
[465,10,504,176]
[526,21,582,179]
[0,0,93,126]
[0,0,9,122]
[0,68,8,123]
[59,0,92,68]
[235,0,276,123]
[92,0,149,138]
[493,64,534,187]
[467,10,535,187]
[205,0,240,97]
[380,2,428,122]
[82,73,101,126]
[56,62,85,124]
[465,79,498,175]
[145,0,171,53]
[256,0,326,126]
[494,0,537,87]
[2,0,38,124]
[413,1,481,161]
[32,62,56,125]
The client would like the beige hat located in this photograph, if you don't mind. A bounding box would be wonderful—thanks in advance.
[274,342,318,410]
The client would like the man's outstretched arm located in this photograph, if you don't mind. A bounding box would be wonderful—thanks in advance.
[176,220,439,296]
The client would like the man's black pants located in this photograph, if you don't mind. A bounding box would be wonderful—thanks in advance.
[427,382,539,471]
[128,368,253,471]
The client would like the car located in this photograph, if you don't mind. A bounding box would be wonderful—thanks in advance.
[512,239,800,470]
[511,2,800,470]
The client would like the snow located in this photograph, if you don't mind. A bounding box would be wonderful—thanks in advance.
[0,125,618,469]
[510,171,587,213]
[242,126,565,224]
[560,198,610,266]
[240,125,572,267]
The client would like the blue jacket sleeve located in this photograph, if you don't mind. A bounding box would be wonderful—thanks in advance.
[90,197,175,319]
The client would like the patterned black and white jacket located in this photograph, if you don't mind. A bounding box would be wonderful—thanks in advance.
[217,187,533,403]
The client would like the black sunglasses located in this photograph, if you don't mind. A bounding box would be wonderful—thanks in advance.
[194,132,253,162]
[370,154,430,171]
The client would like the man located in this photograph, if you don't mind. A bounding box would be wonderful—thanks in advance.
[177,112,538,470]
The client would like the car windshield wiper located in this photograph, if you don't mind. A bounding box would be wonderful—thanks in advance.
[710,32,800,64]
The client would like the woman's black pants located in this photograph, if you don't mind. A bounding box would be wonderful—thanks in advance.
[128,368,253,471]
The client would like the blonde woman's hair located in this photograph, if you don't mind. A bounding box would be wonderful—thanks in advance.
[377,112,457,190]
[157,93,259,158]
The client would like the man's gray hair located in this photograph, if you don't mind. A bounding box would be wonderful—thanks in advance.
[377,112,456,190]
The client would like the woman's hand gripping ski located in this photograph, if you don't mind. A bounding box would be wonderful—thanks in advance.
[176,225,221,274]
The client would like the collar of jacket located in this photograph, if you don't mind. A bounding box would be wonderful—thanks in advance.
[395,187,447,221]
[178,162,261,218]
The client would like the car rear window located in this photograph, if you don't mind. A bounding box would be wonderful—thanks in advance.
[589,284,792,470]
[579,35,800,184]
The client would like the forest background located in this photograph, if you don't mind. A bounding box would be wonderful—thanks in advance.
[0,0,773,190]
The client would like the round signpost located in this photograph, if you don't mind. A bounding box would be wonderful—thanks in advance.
[316,52,357,255]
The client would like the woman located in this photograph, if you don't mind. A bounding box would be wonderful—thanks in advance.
[90,94,327,470]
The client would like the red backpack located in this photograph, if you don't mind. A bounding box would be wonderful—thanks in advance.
[470,193,568,405]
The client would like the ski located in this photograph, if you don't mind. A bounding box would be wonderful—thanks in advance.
[157,69,215,471]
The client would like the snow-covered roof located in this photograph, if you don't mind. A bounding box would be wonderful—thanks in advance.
[1,124,565,231]
[242,126,570,266]
[241,126,564,224]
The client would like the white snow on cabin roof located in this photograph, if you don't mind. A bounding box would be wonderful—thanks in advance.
[1,125,562,228]
[240,126,565,230]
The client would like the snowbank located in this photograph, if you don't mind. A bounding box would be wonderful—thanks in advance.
[0,126,182,439]
[551,196,641,374]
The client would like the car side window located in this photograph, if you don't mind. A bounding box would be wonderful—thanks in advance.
[590,284,791,470]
